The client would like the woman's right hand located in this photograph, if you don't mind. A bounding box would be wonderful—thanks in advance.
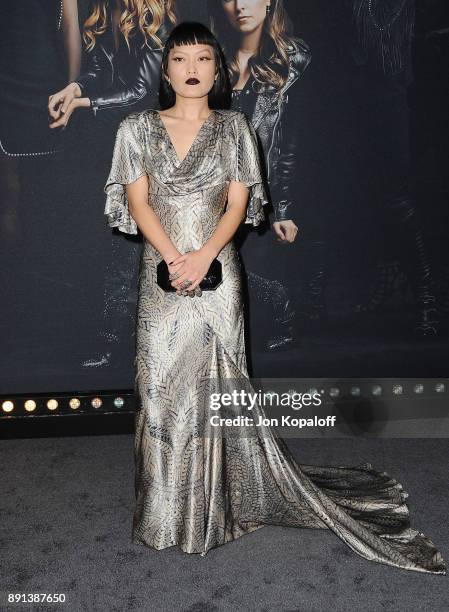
[48,82,82,123]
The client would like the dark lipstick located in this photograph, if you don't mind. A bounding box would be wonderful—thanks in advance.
[185,78,200,85]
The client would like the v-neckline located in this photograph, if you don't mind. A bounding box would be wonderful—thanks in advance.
[156,110,216,165]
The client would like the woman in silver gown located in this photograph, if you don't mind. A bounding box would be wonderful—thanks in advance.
[104,22,445,574]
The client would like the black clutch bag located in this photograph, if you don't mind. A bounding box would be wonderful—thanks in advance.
[156,258,222,292]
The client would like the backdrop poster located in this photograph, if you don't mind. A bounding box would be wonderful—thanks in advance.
[0,1,448,394]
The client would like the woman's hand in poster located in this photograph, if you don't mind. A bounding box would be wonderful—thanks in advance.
[273,220,299,244]
[48,82,90,129]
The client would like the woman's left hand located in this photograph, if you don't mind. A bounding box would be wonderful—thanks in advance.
[169,249,214,294]
[273,220,299,243]
[48,97,91,129]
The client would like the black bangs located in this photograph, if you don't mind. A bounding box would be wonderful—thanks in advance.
[165,21,216,50]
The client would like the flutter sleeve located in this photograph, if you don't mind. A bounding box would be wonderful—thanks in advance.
[104,116,146,234]
[230,111,269,227]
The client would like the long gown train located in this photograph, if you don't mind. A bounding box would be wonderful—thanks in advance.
[132,311,446,574]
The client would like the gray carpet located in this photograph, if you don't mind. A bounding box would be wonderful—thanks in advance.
[1,436,448,612]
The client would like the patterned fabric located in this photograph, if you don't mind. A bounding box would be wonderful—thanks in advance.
[104,109,446,574]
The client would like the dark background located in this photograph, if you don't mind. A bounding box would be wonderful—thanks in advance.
[0,0,448,394]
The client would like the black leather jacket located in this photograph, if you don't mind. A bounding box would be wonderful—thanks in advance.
[233,39,311,222]
[257,39,311,222]
[74,26,164,121]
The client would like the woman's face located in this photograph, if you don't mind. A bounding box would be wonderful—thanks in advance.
[221,0,270,34]
[165,44,216,100]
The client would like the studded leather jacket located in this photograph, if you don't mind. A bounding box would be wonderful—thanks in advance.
[232,39,311,222]
[74,26,164,121]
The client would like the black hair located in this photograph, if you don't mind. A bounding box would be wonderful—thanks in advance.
[159,22,232,110]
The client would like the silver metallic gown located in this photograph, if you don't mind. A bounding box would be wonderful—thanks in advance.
[104,108,446,574]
